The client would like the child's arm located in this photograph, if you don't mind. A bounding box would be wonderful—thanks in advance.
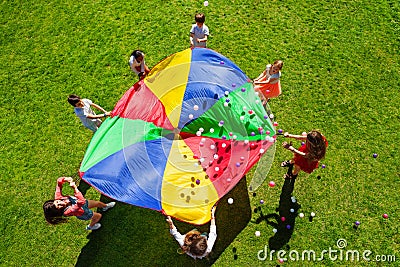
[70,182,86,206]
[284,132,307,141]
[254,77,271,85]
[190,33,195,48]
[86,111,111,119]
[166,216,185,247]
[254,70,266,82]
[196,35,208,44]
[54,177,72,199]
[206,206,217,254]
[166,216,175,230]
[282,141,306,156]
[91,103,107,113]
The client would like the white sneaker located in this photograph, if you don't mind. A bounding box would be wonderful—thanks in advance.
[86,223,101,230]
[102,202,116,211]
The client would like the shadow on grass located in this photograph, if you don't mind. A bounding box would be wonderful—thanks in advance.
[75,177,251,267]
[253,172,300,251]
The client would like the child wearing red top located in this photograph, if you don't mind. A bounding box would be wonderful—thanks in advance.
[281,130,328,179]
[43,177,115,230]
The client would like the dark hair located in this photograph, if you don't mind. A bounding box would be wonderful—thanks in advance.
[43,200,67,225]
[189,236,208,256]
[306,130,327,161]
[195,13,206,23]
[130,50,144,60]
[67,94,81,107]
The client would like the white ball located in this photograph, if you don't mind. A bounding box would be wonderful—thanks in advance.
[255,231,261,237]
[269,114,274,119]
[240,116,245,121]
[310,212,316,217]
[259,148,265,154]
[203,1,209,6]
[196,131,201,136]
[299,213,305,218]
[227,198,233,204]
[215,167,220,171]
[244,140,249,144]
[213,154,218,159]
[209,128,215,133]
[201,138,206,143]
[272,228,278,233]
[189,114,194,119]
[221,143,226,148]
[210,145,215,150]
[224,102,229,107]
[193,105,199,111]
[290,209,294,213]
[233,135,237,140]
[199,158,205,163]
[199,128,204,132]
[224,91,229,96]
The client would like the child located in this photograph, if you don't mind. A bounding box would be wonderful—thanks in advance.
[129,50,151,80]
[166,206,217,259]
[43,177,115,230]
[190,13,209,48]
[253,60,284,103]
[67,94,111,132]
[281,130,328,179]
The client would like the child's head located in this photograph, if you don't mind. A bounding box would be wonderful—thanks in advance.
[182,230,208,256]
[189,236,208,256]
[272,60,284,70]
[67,94,81,107]
[195,13,206,26]
[131,50,144,63]
[43,200,67,225]
[306,130,327,161]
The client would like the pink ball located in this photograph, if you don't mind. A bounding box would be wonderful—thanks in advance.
[268,181,276,187]
[382,213,388,219]
[280,216,286,222]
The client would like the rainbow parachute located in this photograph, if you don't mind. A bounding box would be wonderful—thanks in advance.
[79,48,276,224]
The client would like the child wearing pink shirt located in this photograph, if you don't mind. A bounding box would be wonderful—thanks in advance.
[43,177,115,230]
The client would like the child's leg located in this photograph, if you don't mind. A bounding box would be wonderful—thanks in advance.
[292,165,301,176]
[89,212,102,227]
[87,200,107,209]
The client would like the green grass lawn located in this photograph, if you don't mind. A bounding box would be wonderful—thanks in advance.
[1,0,399,266]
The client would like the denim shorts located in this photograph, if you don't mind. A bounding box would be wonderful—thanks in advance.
[76,200,94,221]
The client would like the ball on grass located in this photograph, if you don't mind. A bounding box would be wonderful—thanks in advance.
[255,231,261,237]
[382,213,388,219]
[268,181,276,187]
